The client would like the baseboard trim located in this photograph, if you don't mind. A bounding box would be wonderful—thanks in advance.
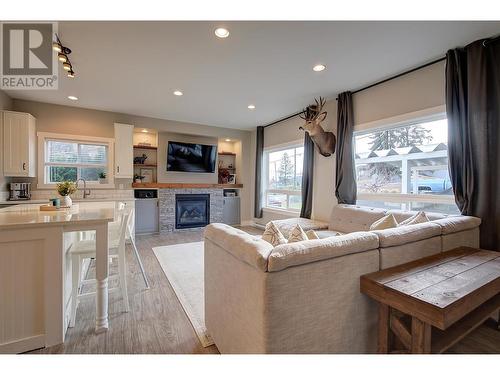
[240,220,254,227]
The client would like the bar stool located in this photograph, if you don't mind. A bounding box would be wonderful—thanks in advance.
[69,208,131,327]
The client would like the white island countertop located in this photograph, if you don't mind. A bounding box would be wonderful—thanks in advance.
[0,201,117,229]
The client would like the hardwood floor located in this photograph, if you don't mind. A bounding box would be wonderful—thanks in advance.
[29,226,499,354]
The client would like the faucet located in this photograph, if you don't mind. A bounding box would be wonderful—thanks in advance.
[76,178,91,199]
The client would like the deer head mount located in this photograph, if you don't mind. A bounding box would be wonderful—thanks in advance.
[299,97,336,157]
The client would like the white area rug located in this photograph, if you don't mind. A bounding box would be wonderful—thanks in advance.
[152,241,214,347]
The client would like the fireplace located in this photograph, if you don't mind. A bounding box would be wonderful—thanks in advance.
[175,194,210,229]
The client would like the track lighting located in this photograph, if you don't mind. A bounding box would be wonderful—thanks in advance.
[52,42,62,53]
[53,34,76,79]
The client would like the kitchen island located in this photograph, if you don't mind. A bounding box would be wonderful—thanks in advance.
[0,201,120,353]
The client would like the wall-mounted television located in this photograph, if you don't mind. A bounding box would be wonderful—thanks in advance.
[167,141,217,173]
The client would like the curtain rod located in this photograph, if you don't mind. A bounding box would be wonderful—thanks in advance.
[262,56,446,129]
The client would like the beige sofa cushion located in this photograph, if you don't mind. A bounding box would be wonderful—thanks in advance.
[329,204,387,233]
[432,215,482,235]
[268,231,379,272]
[262,221,288,246]
[371,221,442,248]
[288,224,308,243]
[272,218,329,238]
[387,209,447,222]
[398,211,429,226]
[316,230,343,239]
[370,214,398,230]
[204,223,274,271]
[305,230,320,240]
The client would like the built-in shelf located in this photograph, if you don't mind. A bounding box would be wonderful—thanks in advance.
[132,182,243,189]
[218,152,236,156]
[134,164,157,167]
[134,145,157,150]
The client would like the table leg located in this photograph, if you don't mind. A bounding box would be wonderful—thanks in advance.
[95,222,109,333]
[411,317,431,353]
[378,303,390,353]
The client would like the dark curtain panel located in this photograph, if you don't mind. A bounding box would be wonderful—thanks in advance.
[300,132,314,218]
[254,126,264,218]
[335,91,357,205]
[446,38,500,250]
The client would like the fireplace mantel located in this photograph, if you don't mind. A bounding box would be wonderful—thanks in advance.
[132,182,243,189]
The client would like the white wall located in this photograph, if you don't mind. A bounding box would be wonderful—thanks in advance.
[252,61,446,224]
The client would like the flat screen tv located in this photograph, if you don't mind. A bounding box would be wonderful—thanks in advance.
[167,141,217,173]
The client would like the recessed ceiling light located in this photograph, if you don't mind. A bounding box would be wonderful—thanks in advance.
[225,138,231,142]
[313,64,326,72]
[68,96,78,101]
[214,28,230,38]
[141,129,148,133]
[247,104,256,109]
[173,90,183,96]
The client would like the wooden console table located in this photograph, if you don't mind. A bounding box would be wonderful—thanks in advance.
[360,247,500,353]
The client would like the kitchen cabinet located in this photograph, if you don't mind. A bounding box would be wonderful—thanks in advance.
[2,111,36,177]
[114,123,134,178]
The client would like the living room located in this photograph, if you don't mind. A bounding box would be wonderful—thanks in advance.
[1,1,500,374]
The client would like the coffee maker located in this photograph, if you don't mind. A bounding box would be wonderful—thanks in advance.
[9,182,32,200]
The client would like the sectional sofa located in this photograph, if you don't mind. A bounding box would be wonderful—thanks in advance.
[204,204,481,353]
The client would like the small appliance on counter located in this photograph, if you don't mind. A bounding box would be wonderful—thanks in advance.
[9,182,32,201]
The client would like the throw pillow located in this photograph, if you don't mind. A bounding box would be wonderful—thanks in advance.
[369,214,398,230]
[398,211,429,226]
[305,229,319,240]
[288,224,309,243]
[262,221,288,246]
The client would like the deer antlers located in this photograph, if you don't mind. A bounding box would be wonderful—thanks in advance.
[299,97,326,121]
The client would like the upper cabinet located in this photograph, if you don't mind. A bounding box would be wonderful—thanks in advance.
[2,111,36,177]
[114,123,134,178]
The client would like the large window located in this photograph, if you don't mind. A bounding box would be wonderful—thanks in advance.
[354,115,458,214]
[38,132,114,188]
[264,144,304,212]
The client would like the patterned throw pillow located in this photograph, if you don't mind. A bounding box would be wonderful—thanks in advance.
[288,224,309,243]
[398,211,429,226]
[369,214,398,230]
[262,221,288,246]
[305,229,319,240]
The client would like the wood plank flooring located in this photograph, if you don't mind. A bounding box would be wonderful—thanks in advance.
[29,227,499,354]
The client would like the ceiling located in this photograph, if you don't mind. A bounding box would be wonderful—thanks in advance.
[5,21,500,129]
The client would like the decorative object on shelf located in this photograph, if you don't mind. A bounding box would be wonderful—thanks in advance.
[98,171,107,184]
[56,181,77,207]
[299,96,336,157]
[228,174,236,184]
[134,174,145,184]
[134,153,148,164]
[140,168,153,183]
[218,160,224,169]
[52,34,76,78]
[218,168,230,184]
[227,163,233,169]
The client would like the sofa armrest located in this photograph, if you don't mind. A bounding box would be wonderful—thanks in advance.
[371,222,441,248]
[432,216,481,235]
[271,218,329,237]
[267,231,379,272]
[204,223,273,271]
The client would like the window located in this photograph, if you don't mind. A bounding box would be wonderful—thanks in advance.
[264,144,304,212]
[38,132,114,188]
[354,115,459,214]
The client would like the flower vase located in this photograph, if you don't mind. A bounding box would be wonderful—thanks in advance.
[62,195,72,207]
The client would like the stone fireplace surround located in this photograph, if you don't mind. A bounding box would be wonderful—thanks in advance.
[159,188,223,232]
